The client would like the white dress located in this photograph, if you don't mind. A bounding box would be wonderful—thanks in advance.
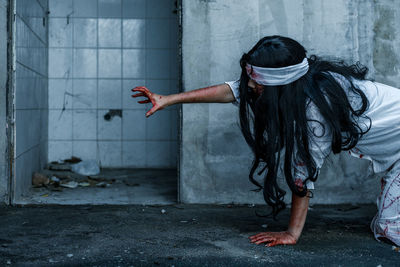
[226,75,400,246]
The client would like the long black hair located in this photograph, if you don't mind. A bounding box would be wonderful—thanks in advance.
[239,36,370,217]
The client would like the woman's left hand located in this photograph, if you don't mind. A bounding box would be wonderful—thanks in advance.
[249,231,297,247]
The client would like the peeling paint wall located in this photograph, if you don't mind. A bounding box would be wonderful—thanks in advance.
[181,0,400,204]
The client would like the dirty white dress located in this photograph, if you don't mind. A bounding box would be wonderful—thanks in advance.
[226,75,400,246]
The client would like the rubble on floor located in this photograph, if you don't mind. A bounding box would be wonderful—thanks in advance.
[22,168,177,205]
[31,157,115,193]
[32,172,49,187]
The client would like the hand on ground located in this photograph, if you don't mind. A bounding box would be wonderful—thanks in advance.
[131,86,166,117]
[249,231,297,247]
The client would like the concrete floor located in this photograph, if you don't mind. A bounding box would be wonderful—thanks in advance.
[17,168,177,205]
[0,204,398,266]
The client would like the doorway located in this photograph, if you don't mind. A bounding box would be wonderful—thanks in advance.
[12,0,181,205]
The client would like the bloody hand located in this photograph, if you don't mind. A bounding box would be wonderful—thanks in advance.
[249,231,297,247]
[131,86,166,117]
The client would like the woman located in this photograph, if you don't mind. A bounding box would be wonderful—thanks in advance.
[132,35,400,247]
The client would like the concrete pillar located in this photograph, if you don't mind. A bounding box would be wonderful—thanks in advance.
[0,0,9,204]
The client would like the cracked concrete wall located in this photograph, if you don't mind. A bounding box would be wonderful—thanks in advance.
[14,0,49,202]
[181,0,400,204]
[0,0,9,204]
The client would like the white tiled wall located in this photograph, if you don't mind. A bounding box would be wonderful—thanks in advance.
[48,0,179,168]
[15,0,49,197]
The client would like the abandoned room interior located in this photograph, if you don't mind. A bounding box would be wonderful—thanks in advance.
[3,0,180,205]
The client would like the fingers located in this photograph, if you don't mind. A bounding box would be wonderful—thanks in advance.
[131,86,148,91]
[249,232,270,242]
[254,237,275,245]
[131,87,152,95]
[249,232,297,247]
[132,94,150,104]
[145,106,158,117]
[131,92,145,98]
[249,232,291,246]
[249,232,266,239]
[249,233,275,245]
[266,240,279,247]
[250,235,267,242]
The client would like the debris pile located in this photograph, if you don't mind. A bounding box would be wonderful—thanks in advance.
[32,172,49,187]
[31,157,114,192]
[70,159,100,176]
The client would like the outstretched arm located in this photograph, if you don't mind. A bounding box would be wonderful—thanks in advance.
[132,83,235,117]
[249,191,310,247]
